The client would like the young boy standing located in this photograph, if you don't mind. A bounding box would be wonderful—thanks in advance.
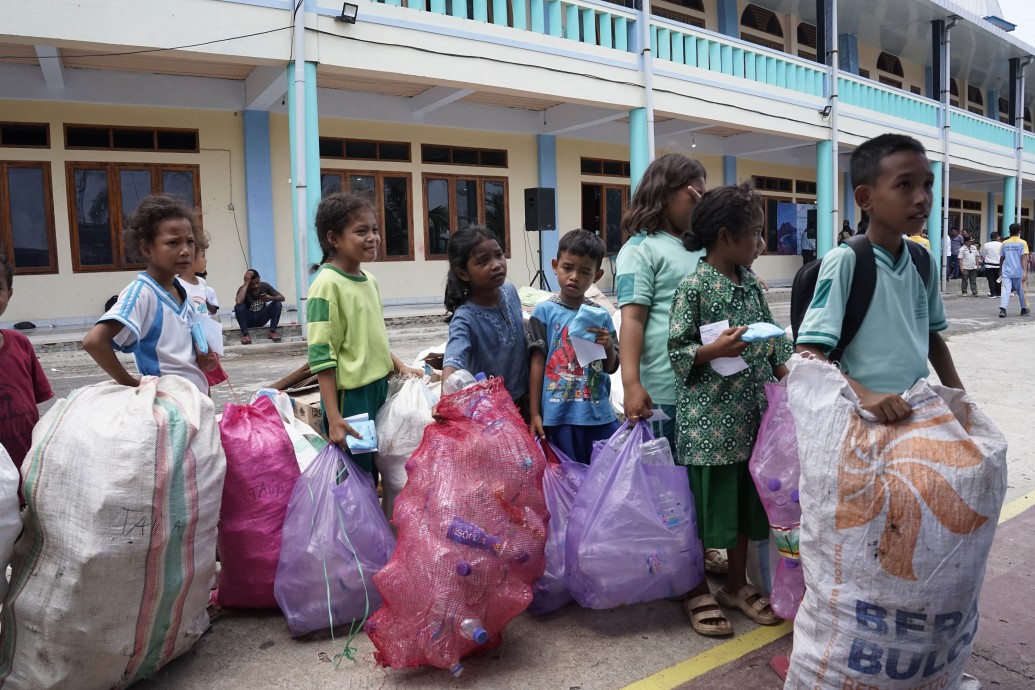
[796,133,963,418]
[527,230,619,463]
[998,223,1030,318]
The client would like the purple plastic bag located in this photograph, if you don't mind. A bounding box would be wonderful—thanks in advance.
[565,421,704,609]
[274,444,396,637]
[529,441,589,616]
[748,381,804,621]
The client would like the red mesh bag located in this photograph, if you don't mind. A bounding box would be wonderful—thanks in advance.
[366,378,548,677]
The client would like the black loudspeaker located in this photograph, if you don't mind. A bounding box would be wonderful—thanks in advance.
[524,187,556,232]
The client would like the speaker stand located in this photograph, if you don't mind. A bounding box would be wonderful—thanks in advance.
[529,230,551,291]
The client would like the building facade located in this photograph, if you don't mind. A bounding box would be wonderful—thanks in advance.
[1,0,1033,325]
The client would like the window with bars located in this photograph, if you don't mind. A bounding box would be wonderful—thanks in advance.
[319,170,414,261]
[797,23,816,48]
[740,4,783,38]
[423,174,509,259]
[66,162,201,272]
[950,79,960,108]
[0,162,57,274]
[876,52,904,77]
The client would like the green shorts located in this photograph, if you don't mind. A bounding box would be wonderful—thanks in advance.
[687,461,769,549]
[321,375,389,477]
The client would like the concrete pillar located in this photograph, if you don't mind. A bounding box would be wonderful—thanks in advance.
[629,107,649,191]
[536,134,559,290]
[1003,176,1017,235]
[816,140,834,257]
[722,155,737,185]
[929,160,943,278]
[987,89,1000,119]
[838,34,858,75]
[717,0,739,38]
[986,191,996,241]
[243,110,277,285]
[287,61,322,305]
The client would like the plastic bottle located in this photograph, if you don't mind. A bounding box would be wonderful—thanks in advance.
[458,617,489,644]
[640,437,675,466]
[654,491,685,528]
[443,369,477,394]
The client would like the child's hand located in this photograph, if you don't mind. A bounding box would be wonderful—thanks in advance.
[396,364,425,379]
[196,351,219,372]
[714,326,749,358]
[327,416,362,446]
[623,383,654,423]
[529,414,546,440]
[858,390,913,424]
[588,327,613,352]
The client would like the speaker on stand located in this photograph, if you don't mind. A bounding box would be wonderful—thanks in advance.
[524,187,556,290]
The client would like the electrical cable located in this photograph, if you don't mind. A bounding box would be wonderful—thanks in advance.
[200,147,250,270]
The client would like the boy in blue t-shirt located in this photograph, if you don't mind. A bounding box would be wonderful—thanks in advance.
[528,230,619,463]
[797,133,964,422]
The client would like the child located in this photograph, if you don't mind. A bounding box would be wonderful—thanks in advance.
[527,229,619,463]
[614,153,706,446]
[306,192,422,477]
[998,222,1030,317]
[668,183,792,637]
[0,253,54,473]
[83,195,216,394]
[796,134,963,422]
[442,225,529,410]
[178,246,219,316]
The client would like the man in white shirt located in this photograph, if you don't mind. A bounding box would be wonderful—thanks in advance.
[979,232,1003,298]
[958,236,980,296]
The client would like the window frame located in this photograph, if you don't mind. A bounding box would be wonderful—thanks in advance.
[580,182,630,256]
[0,122,51,149]
[421,173,510,260]
[319,168,416,262]
[63,124,200,153]
[0,161,58,275]
[318,137,412,162]
[65,161,202,273]
[419,144,509,168]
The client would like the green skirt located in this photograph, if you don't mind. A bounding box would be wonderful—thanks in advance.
[321,375,389,477]
[687,461,769,549]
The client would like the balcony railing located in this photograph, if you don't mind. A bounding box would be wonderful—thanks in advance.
[950,108,1016,149]
[838,73,939,128]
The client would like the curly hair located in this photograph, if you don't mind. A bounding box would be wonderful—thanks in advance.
[683,183,762,252]
[444,225,500,322]
[620,153,707,239]
[123,195,204,262]
[312,192,377,272]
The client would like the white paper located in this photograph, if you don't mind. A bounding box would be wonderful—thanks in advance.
[570,336,606,368]
[648,408,671,421]
[198,315,225,356]
[699,320,749,377]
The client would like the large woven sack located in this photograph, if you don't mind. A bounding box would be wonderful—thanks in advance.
[785,358,1007,690]
[0,376,225,690]
[0,445,21,601]
[375,376,437,522]
[214,395,300,609]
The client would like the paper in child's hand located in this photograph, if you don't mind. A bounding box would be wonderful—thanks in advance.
[699,320,749,377]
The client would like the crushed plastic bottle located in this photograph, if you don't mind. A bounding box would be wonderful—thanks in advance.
[639,437,675,466]
[442,369,478,395]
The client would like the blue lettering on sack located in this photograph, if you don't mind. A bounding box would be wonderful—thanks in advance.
[446,517,502,553]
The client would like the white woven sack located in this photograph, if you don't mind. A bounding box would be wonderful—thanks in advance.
[375,377,437,522]
[785,358,1007,690]
[0,376,226,690]
[0,445,21,601]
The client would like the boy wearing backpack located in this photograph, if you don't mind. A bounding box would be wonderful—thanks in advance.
[795,133,963,423]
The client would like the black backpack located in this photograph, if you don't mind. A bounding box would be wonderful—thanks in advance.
[790,235,931,361]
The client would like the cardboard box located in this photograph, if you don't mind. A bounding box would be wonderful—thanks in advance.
[288,388,324,437]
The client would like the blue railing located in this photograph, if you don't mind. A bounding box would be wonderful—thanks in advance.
[838,74,939,127]
[950,108,1015,149]
[1025,132,1035,155]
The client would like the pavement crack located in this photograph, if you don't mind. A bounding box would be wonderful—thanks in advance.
[971,651,1035,681]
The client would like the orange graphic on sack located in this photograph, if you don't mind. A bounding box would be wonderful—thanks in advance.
[835,411,988,580]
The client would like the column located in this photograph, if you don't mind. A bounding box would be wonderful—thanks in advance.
[243,110,277,285]
[929,161,943,278]
[722,155,737,185]
[987,89,999,119]
[287,61,322,309]
[816,140,834,257]
[535,134,559,291]
[986,191,996,241]
[1003,176,1017,236]
[842,171,855,229]
[838,34,858,75]
[629,107,649,191]
[717,0,738,38]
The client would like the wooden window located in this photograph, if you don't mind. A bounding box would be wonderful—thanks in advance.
[879,76,903,89]
[967,85,983,106]
[66,162,201,272]
[877,52,904,78]
[797,23,817,49]
[319,170,414,261]
[580,157,632,178]
[421,145,508,168]
[795,180,817,195]
[423,174,509,259]
[318,138,412,162]
[581,183,629,256]
[752,176,793,193]
[652,0,705,26]
[859,68,871,79]
[0,123,50,149]
[741,4,783,38]
[64,125,199,153]
[911,86,923,95]
[0,162,57,275]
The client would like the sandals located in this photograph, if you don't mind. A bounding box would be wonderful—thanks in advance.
[716,585,781,626]
[704,548,729,575]
[268,330,282,343]
[770,654,790,680]
[683,593,733,637]
[240,334,252,345]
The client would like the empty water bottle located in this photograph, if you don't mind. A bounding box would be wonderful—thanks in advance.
[640,437,675,466]
[443,369,478,394]
[458,617,489,644]
[655,490,685,528]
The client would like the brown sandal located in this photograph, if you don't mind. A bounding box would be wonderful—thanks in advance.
[716,585,781,625]
[240,334,252,345]
[683,593,733,637]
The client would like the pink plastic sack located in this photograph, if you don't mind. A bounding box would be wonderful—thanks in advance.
[529,441,588,616]
[749,381,805,620]
[366,378,548,677]
[274,444,395,637]
[565,421,703,609]
[214,395,300,608]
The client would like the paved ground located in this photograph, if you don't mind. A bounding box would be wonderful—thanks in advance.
[27,284,1035,690]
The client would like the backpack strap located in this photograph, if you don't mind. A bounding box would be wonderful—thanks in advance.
[832,235,878,362]
[904,240,932,289]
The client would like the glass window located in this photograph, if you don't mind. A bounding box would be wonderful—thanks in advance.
[345,140,377,159]
[484,180,506,252]
[426,178,451,257]
[382,176,410,258]
[120,169,153,263]
[424,175,509,259]
[455,179,478,231]
[319,138,345,159]
[321,173,343,196]
[162,170,196,208]
[0,123,49,148]
[112,128,155,150]
[604,187,625,255]
[379,142,410,162]
[4,165,55,271]
[73,168,114,267]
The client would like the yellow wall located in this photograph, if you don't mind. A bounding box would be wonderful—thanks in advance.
[856,43,925,95]
[0,101,247,325]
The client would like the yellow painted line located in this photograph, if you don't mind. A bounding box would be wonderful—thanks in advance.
[624,489,1035,690]
[623,622,792,690]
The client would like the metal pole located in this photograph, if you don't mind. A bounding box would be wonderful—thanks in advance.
[940,17,958,291]
[828,0,839,250]
[292,0,309,332]
[1016,59,1031,228]
[639,0,656,161]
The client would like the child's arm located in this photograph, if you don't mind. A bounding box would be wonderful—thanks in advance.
[390,352,424,378]
[588,327,619,374]
[619,304,652,420]
[691,327,749,365]
[528,349,546,439]
[796,344,913,423]
[82,321,140,387]
[316,369,361,446]
[928,333,964,390]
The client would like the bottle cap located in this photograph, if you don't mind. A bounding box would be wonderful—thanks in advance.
[456,562,472,576]
[472,627,489,644]
[475,372,487,381]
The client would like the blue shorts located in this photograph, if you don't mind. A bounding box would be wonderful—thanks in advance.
[545,421,620,464]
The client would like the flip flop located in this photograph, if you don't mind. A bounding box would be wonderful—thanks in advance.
[770,654,790,681]
[716,584,781,625]
[683,593,733,637]
[704,548,729,575]
[240,334,252,345]
[269,330,282,342]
